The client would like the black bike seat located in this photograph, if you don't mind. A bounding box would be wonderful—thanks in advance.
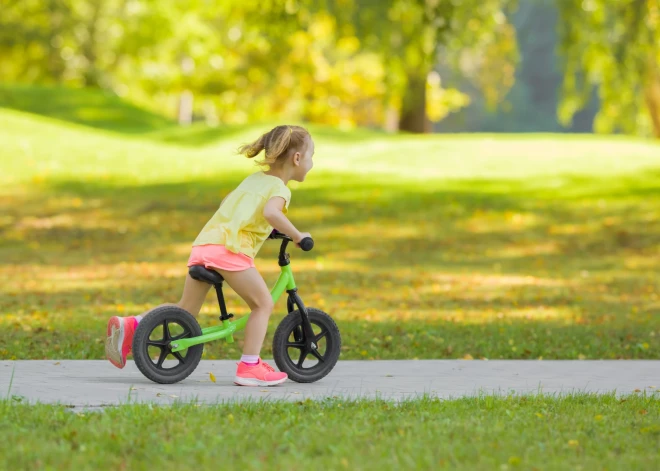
[188,265,224,285]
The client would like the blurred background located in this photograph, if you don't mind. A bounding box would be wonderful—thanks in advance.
[2,3,660,468]
[1,0,658,136]
[1,0,659,364]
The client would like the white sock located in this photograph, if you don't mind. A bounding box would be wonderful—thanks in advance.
[240,355,259,365]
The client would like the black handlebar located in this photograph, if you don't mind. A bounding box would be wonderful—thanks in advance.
[269,230,314,251]
[299,237,314,251]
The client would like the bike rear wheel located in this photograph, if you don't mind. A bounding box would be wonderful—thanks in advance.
[132,306,203,384]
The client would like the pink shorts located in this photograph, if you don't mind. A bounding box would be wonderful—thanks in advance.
[187,244,255,272]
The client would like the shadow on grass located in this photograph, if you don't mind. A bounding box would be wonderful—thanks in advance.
[0,84,172,134]
[3,170,659,272]
[0,84,254,147]
[0,85,396,147]
[2,170,659,360]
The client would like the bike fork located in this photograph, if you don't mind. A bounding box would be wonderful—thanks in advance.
[286,289,317,348]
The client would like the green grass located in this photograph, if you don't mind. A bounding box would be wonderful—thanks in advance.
[0,84,174,134]
[2,393,659,469]
[1,86,660,361]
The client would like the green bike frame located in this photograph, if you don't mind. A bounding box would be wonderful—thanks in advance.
[170,264,297,353]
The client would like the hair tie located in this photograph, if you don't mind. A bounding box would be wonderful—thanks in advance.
[288,126,293,136]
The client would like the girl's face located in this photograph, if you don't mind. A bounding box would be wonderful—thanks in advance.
[291,137,315,182]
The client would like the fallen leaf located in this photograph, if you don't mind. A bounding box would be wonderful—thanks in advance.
[639,409,648,415]
[634,389,641,392]
[170,395,179,398]
[156,393,163,397]
[568,440,579,447]
[209,372,216,383]
[462,354,474,360]
[260,389,269,392]
[53,362,60,365]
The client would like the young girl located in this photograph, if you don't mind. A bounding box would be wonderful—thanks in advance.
[105,125,314,386]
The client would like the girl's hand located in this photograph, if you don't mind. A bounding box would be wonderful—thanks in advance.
[295,232,312,247]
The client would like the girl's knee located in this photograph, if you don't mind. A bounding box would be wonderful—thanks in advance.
[251,296,274,314]
[262,298,275,314]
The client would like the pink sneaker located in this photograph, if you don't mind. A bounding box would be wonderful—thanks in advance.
[234,359,288,387]
[105,316,138,369]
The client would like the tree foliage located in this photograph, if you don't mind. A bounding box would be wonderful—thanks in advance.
[438,0,598,133]
[557,0,660,137]
[1,0,516,132]
[327,0,518,132]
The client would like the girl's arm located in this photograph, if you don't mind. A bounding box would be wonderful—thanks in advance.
[263,197,310,243]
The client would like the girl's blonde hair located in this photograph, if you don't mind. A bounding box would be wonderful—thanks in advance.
[238,125,310,166]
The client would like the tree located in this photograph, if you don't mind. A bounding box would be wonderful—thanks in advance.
[0,0,182,88]
[436,0,598,133]
[333,0,518,133]
[557,0,660,138]
[0,0,519,131]
[432,0,518,128]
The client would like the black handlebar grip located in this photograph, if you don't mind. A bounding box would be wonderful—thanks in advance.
[299,237,314,251]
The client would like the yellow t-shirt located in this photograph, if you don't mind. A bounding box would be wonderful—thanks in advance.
[192,172,291,258]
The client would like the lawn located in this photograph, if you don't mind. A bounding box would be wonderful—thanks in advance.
[2,393,659,469]
[1,86,660,361]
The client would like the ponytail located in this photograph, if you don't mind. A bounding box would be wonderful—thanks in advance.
[237,134,266,159]
[238,125,309,167]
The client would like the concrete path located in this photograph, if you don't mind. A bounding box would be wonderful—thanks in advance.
[2,360,658,409]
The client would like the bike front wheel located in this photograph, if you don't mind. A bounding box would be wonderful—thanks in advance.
[272,308,341,383]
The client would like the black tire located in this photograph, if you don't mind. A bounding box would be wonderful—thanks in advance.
[132,305,204,384]
[272,308,341,383]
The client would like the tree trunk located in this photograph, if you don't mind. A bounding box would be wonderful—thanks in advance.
[178,56,195,125]
[47,0,64,81]
[178,90,194,125]
[399,74,431,133]
[645,65,660,139]
[81,1,103,87]
[384,106,399,133]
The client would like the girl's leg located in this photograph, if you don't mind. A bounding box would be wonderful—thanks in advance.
[176,274,212,316]
[138,274,211,318]
[213,267,287,386]
[106,275,210,369]
[212,267,274,355]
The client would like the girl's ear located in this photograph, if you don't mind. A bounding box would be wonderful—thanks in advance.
[293,151,301,166]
